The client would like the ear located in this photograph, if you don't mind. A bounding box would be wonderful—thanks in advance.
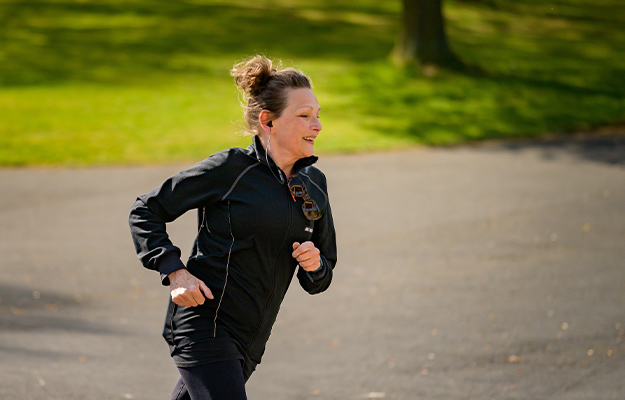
[259,110,274,134]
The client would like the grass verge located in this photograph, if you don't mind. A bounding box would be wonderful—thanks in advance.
[0,0,623,165]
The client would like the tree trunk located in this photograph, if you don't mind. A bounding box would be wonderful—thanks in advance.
[392,0,460,68]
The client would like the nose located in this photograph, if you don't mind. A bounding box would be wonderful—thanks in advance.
[312,116,322,132]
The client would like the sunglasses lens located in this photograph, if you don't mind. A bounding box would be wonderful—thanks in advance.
[289,184,305,197]
[289,177,321,220]
[288,177,306,197]
[303,201,322,220]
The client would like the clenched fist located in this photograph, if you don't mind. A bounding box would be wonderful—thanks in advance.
[168,269,214,307]
[292,241,321,272]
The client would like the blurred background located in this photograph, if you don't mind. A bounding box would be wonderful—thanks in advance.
[1,1,625,400]
[1,0,623,165]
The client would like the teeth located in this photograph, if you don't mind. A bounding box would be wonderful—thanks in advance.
[304,137,314,142]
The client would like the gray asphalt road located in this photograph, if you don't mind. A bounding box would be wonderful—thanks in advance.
[1,134,624,400]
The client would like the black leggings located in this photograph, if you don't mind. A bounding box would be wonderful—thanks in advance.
[169,360,247,400]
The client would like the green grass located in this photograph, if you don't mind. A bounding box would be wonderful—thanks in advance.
[0,0,623,165]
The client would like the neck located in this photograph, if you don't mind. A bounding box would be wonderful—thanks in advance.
[272,152,295,178]
[261,134,295,177]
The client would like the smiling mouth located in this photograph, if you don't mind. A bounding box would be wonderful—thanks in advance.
[303,137,315,143]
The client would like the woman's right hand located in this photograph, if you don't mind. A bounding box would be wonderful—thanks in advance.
[168,269,214,307]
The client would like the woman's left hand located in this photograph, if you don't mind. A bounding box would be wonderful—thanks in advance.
[292,241,321,271]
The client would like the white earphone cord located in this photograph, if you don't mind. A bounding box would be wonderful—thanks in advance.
[266,135,285,184]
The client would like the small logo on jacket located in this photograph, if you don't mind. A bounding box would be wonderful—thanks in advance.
[305,227,313,233]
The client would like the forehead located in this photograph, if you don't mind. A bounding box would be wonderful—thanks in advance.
[285,88,320,111]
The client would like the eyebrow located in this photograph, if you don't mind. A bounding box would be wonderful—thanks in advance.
[295,105,322,112]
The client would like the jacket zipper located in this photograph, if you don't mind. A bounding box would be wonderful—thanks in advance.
[249,176,294,347]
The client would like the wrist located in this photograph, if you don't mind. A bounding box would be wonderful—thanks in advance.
[310,258,324,273]
[158,253,186,286]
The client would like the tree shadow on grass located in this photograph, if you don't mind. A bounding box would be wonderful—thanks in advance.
[0,0,396,86]
[350,63,624,150]
[342,0,625,150]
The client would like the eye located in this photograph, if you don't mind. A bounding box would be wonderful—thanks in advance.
[299,114,308,118]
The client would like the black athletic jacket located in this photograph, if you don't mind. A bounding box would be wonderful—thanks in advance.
[128,136,336,366]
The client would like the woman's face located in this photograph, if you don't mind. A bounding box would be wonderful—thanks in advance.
[269,88,322,164]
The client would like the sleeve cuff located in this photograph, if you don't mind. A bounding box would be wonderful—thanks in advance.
[305,258,327,282]
[158,253,186,286]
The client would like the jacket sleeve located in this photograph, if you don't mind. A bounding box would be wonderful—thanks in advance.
[297,174,337,294]
[128,153,230,284]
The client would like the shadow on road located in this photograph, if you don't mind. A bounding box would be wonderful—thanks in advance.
[0,283,112,334]
[490,132,625,167]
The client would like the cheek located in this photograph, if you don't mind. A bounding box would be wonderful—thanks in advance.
[295,120,311,134]
[279,120,308,148]
[288,122,306,139]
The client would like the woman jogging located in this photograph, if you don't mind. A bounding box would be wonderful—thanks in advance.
[128,55,337,400]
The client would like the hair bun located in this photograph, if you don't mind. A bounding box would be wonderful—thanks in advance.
[231,55,277,97]
[230,55,312,136]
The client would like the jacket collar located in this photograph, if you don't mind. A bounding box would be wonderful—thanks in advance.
[249,135,318,176]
